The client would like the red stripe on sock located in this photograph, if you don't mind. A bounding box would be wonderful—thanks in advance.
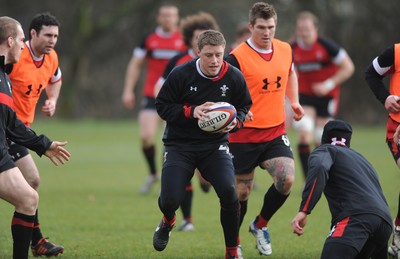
[12,217,34,228]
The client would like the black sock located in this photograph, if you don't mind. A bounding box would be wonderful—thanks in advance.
[259,184,289,222]
[143,145,157,176]
[31,209,43,246]
[180,183,193,220]
[239,200,248,228]
[12,211,35,259]
[298,143,310,178]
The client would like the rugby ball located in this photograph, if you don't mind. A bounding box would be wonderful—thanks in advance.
[198,102,237,133]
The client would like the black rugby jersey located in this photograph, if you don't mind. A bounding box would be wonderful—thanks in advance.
[156,59,252,151]
[300,144,392,228]
[0,56,51,172]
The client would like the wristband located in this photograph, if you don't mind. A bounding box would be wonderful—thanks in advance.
[323,79,335,92]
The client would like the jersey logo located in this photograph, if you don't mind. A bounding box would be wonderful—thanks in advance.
[190,86,197,92]
[262,76,281,90]
[220,85,229,97]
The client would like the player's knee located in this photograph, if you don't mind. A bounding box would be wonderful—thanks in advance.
[276,174,294,195]
[236,184,251,201]
[17,189,38,215]
[220,184,239,205]
[28,173,41,190]
[293,115,314,132]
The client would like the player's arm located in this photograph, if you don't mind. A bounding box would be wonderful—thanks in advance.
[299,147,332,214]
[156,69,195,125]
[330,50,355,86]
[292,148,332,236]
[122,53,145,109]
[42,79,62,117]
[313,40,354,96]
[5,105,70,165]
[365,45,400,113]
[286,66,304,121]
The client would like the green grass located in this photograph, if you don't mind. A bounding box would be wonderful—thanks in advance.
[0,119,398,258]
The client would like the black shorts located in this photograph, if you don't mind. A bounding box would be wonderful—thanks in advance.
[160,145,236,209]
[7,140,29,162]
[140,96,156,110]
[321,214,392,259]
[299,94,337,117]
[229,134,294,174]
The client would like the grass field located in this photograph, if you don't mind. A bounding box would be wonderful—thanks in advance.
[0,119,398,258]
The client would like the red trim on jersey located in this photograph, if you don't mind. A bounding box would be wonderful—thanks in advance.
[210,61,229,82]
[229,123,286,143]
[12,217,34,228]
[331,216,350,237]
[184,105,193,119]
[302,178,317,213]
[0,92,15,110]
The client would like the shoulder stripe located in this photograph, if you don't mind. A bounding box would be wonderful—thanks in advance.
[0,92,14,110]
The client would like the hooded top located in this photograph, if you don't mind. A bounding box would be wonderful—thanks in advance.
[321,119,352,147]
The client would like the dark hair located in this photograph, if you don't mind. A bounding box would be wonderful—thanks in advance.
[180,12,219,47]
[249,2,277,26]
[29,12,60,40]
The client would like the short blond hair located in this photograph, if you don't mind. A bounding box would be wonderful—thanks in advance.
[197,30,226,51]
[0,16,21,44]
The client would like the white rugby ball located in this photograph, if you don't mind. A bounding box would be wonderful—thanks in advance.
[198,102,237,133]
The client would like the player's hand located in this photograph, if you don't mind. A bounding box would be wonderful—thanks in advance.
[245,111,254,121]
[385,95,400,114]
[193,102,215,120]
[291,102,304,121]
[44,141,71,166]
[218,118,237,133]
[122,91,135,109]
[311,80,334,97]
[291,212,307,236]
[41,99,57,117]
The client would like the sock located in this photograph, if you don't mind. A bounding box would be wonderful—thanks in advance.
[12,211,35,259]
[180,183,193,221]
[31,209,43,246]
[239,200,248,228]
[225,246,238,258]
[298,143,310,178]
[143,145,156,176]
[256,184,289,228]
[163,214,176,226]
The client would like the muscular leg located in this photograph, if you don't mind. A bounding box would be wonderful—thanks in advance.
[235,172,255,228]
[255,157,295,227]
[0,167,38,259]
[294,106,316,179]
[139,110,161,193]
[15,155,44,245]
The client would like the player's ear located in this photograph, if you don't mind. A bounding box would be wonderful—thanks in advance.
[7,36,13,47]
[30,28,37,39]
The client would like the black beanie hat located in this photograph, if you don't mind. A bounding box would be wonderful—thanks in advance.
[321,119,353,147]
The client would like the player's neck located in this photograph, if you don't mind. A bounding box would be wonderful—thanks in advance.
[27,40,44,59]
